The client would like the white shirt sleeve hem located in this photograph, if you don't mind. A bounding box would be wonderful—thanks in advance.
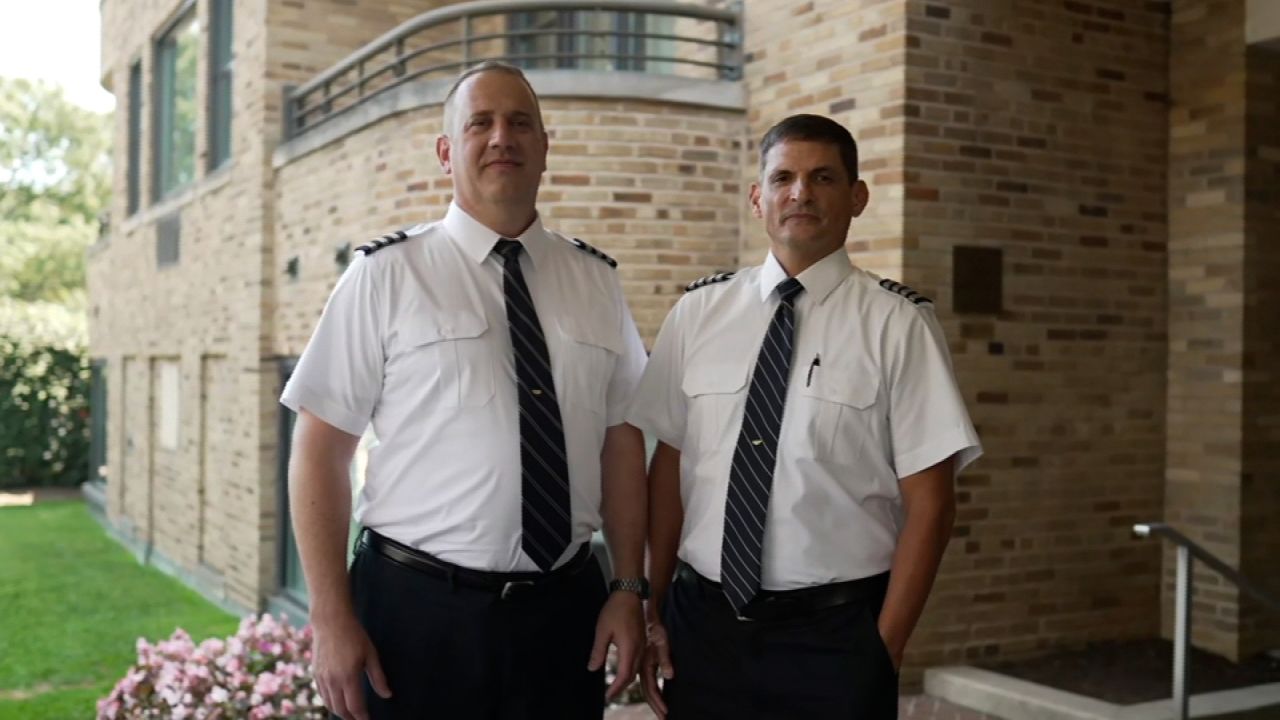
[625,414,683,452]
[279,383,370,438]
[894,425,983,480]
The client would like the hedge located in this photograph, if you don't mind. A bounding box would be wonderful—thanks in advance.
[0,298,90,489]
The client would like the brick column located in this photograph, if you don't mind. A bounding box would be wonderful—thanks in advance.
[1167,0,1279,661]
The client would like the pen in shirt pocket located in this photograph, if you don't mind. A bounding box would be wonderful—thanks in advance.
[806,354,821,387]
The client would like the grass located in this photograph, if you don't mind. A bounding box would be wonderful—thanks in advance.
[0,501,239,718]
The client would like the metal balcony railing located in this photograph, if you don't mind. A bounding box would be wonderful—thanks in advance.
[283,0,742,139]
[1132,522,1280,720]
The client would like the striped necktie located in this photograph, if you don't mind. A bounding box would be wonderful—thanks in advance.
[494,239,571,571]
[720,276,806,613]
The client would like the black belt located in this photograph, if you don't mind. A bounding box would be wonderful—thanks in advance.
[677,561,889,622]
[358,528,594,600]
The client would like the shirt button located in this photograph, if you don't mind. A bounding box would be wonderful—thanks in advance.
[532,389,544,396]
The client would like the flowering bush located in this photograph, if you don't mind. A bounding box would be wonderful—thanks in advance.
[97,614,326,719]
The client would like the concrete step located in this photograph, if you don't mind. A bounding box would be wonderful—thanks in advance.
[924,666,1280,720]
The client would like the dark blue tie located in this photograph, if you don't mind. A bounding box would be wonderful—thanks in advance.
[721,277,805,613]
[494,239,571,571]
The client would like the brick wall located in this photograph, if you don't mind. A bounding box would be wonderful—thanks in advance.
[93,0,277,609]
[1167,0,1252,661]
[901,0,1170,669]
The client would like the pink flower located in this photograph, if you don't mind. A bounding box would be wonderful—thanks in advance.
[100,614,326,719]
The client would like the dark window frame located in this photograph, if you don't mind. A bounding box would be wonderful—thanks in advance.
[152,1,199,201]
[126,61,142,214]
[208,0,233,171]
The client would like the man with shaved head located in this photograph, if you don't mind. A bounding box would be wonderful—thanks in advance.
[282,61,650,720]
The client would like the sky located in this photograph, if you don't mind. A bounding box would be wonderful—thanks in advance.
[0,0,116,113]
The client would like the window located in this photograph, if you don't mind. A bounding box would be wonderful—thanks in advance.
[507,11,675,72]
[127,62,142,214]
[156,211,181,267]
[89,360,108,484]
[208,0,233,170]
[154,9,199,199]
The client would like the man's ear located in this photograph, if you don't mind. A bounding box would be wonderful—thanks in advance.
[436,135,452,174]
[851,179,869,217]
[749,182,763,219]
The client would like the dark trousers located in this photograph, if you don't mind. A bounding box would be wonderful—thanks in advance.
[662,563,898,720]
[344,541,608,720]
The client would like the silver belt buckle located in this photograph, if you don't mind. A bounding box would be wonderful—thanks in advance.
[501,580,536,600]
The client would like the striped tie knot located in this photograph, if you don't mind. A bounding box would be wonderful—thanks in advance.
[776,277,805,305]
[494,238,523,261]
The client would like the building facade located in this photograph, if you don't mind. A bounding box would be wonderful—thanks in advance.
[88,0,1280,682]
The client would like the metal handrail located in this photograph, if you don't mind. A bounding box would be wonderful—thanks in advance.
[1132,522,1280,720]
[284,0,742,138]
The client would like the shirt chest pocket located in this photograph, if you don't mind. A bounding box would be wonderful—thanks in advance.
[392,313,494,408]
[556,316,621,418]
[680,361,750,455]
[799,358,882,467]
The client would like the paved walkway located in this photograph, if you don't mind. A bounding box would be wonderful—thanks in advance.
[605,695,997,719]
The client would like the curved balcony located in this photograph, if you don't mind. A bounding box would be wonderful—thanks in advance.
[283,0,743,140]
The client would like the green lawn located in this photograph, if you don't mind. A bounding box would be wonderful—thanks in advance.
[0,501,239,719]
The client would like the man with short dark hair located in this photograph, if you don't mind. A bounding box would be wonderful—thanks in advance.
[282,61,649,720]
[630,113,982,718]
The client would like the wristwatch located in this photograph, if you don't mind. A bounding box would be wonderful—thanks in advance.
[608,577,651,600]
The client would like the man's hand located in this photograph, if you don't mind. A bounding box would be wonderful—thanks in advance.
[587,591,645,701]
[640,620,674,718]
[311,611,392,720]
[877,620,904,672]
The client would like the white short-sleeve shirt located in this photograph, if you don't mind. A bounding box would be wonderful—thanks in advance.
[627,248,982,590]
[281,202,647,572]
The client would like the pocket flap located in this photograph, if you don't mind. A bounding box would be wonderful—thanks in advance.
[681,361,750,397]
[558,316,623,355]
[395,312,488,348]
[802,359,879,409]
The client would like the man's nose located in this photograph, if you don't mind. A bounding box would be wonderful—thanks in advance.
[789,179,812,202]
[488,120,514,148]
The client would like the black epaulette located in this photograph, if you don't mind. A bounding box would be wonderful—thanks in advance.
[569,238,617,268]
[878,278,932,305]
[355,230,410,256]
[685,271,736,292]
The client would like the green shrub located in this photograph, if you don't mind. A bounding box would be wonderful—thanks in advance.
[0,298,89,489]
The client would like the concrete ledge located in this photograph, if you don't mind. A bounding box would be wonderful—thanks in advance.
[273,70,744,167]
[88,512,254,621]
[925,666,1280,720]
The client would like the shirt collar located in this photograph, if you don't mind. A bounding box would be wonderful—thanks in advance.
[443,201,552,268]
[756,247,853,304]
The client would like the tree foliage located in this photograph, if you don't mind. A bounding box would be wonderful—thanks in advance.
[0,76,110,487]
[0,76,111,308]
